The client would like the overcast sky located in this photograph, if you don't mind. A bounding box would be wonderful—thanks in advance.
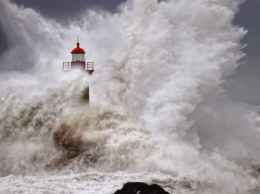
[11,0,128,20]
[1,0,260,103]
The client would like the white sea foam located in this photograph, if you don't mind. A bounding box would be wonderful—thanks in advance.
[0,0,260,193]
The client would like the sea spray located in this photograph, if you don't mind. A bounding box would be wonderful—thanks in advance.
[53,107,154,172]
[0,0,260,193]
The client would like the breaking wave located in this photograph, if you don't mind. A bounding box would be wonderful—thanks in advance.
[1,0,260,193]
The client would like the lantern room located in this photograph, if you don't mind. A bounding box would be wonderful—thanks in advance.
[71,42,86,62]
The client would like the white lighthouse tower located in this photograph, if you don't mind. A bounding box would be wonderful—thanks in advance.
[62,37,94,103]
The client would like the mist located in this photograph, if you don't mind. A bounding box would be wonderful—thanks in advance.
[1,0,260,193]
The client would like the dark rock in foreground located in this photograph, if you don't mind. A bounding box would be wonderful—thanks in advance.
[114,182,170,194]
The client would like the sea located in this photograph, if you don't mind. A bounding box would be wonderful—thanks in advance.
[1,0,260,193]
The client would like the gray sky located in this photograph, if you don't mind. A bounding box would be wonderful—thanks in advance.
[10,0,128,20]
[230,0,260,103]
[0,0,260,103]
[234,0,260,57]
[0,0,128,55]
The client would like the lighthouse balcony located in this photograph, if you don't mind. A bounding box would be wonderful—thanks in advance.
[63,62,94,73]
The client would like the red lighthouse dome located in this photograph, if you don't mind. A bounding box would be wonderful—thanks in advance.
[71,39,86,62]
[71,42,86,54]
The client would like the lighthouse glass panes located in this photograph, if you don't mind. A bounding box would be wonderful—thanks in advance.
[72,54,85,61]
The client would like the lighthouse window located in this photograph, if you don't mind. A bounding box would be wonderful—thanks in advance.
[80,54,85,61]
[72,54,85,61]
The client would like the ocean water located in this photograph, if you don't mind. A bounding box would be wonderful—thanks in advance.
[0,0,260,193]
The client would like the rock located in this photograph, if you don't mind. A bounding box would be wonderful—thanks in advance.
[114,182,169,194]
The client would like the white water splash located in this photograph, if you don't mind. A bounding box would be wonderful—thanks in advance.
[0,0,260,193]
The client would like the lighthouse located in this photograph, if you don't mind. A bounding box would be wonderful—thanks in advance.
[63,38,94,75]
[63,37,94,103]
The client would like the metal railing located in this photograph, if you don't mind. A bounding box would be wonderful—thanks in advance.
[85,62,94,71]
[63,62,71,71]
[62,62,94,72]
